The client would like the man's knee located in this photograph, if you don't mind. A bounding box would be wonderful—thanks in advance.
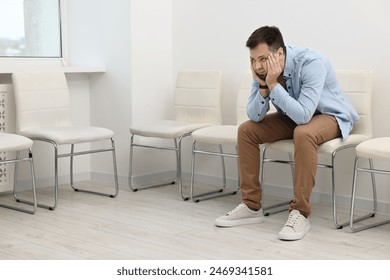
[238,120,254,137]
[293,125,316,145]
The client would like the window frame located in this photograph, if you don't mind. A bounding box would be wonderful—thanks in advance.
[0,0,68,69]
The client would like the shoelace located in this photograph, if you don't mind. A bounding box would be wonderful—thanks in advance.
[226,203,246,216]
[285,211,301,228]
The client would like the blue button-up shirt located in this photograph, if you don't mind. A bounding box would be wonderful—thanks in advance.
[247,45,359,140]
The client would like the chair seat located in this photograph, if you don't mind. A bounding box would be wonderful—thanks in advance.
[264,134,371,154]
[356,137,390,160]
[192,125,238,145]
[20,126,114,145]
[0,133,33,152]
[129,120,212,138]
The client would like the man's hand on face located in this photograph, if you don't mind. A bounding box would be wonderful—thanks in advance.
[266,52,283,90]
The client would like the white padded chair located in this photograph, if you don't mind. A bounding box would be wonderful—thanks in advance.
[260,70,373,229]
[0,132,37,214]
[189,72,252,202]
[129,70,222,200]
[350,137,390,232]
[12,72,119,211]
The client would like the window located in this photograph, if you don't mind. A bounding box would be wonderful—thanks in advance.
[0,0,63,58]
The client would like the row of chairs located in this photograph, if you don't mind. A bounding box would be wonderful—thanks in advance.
[1,70,389,232]
[129,69,390,232]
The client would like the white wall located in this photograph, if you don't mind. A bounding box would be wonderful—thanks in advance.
[15,0,388,210]
[172,0,390,134]
[128,0,174,179]
[66,0,173,183]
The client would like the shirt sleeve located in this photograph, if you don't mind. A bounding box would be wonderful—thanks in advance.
[246,79,271,122]
[269,59,327,124]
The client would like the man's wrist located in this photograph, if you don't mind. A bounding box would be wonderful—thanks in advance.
[258,86,269,98]
[258,78,268,89]
[259,84,268,89]
[267,82,278,90]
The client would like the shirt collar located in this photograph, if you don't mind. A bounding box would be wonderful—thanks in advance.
[283,45,294,80]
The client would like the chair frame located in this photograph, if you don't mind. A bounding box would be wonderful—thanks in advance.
[350,155,390,232]
[190,142,239,202]
[260,151,294,216]
[0,148,37,214]
[129,133,190,200]
[15,137,119,211]
[261,144,363,228]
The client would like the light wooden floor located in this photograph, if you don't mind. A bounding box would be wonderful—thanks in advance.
[0,181,389,260]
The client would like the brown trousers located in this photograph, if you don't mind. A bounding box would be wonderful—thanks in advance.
[237,112,341,217]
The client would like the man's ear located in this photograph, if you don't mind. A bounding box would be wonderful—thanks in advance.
[277,47,284,57]
[277,47,285,65]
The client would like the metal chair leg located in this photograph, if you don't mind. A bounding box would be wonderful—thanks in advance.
[2,148,37,214]
[261,145,360,229]
[331,151,349,229]
[331,148,368,229]
[16,138,118,210]
[128,134,190,201]
[176,137,189,201]
[14,142,58,210]
[350,156,390,232]
[129,135,177,192]
[190,141,239,202]
[70,139,119,198]
[261,147,292,216]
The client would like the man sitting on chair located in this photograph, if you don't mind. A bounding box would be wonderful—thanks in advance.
[215,25,359,241]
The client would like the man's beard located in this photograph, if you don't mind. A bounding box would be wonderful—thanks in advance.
[257,73,266,81]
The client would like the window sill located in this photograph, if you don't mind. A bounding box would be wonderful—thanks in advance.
[0,58,106,74]
[63,66,106,73]
[0,65,106,74]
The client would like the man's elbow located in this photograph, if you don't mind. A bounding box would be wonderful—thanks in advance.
[294,113,312,125]
[248,114,261,123]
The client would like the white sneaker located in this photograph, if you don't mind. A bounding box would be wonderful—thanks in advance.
[278,209,310,240]
[215,203,264,227]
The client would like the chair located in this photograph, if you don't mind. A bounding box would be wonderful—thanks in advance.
[260,70,373,229]
[0,132,37,214]
[129,70,222,200]
[189,72,252,202]
[350,137,390,232]
[12,72,119,210]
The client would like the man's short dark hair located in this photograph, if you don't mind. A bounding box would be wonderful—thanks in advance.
[246,26,285,52]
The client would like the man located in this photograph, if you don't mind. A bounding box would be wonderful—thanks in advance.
[215,26,359,241]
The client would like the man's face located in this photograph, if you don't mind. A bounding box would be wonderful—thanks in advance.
[250,43,282,80]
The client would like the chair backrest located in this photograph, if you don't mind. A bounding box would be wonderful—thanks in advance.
[336,69,373,138]
[236,71,252,125]
[174,70,222,124]
[12,72,72,133]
